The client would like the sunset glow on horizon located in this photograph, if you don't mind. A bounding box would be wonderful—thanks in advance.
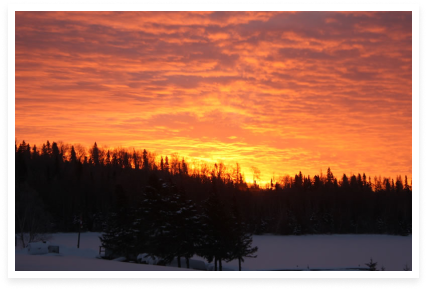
[15,11,412,185]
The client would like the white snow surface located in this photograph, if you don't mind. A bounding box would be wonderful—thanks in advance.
[15,232,411,271]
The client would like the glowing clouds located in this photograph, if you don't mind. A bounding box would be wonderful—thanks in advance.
[15,11,412,184]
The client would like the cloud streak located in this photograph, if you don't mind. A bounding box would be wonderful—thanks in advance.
[15,11,412,184]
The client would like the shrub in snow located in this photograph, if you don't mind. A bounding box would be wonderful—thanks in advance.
[137,253,160,265]
[365,258,378,271]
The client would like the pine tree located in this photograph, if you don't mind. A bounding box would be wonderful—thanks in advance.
[326,167,334,185]
[99,185,136,260]
[169,190,201,268]
[142,149,149,170]
[181,158,188,176]
[227,196,258,270]
[91,142,99,166]
[51,142,61,176]
[160,156,164,171]
[70,146,77,163]
[46,140,51,155]
[99,209,137,260]
[339,174,348,188]
[133,149,139,170]
[404,175,410,192]
[164,156,169,173]
[136,173,176,264]
[199,191,233,270]
[16,141,30,181]
[105,150,111,166]
[31,144,39,160]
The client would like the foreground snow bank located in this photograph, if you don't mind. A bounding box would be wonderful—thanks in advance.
[167,257,207,270]
[229,234,412,271]
[136,254,207,270]
[15,232,412,271]
[15,255,194,271]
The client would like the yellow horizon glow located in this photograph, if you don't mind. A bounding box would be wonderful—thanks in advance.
[15,11,412,185]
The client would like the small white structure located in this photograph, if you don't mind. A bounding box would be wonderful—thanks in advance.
[28,241,59,255]
[28,241,49,255]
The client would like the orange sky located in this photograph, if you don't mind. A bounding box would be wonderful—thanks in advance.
[15,11,412,185]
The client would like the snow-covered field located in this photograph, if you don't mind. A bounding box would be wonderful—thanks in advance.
[15,232,411,271]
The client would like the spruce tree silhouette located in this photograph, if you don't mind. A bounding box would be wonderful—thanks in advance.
[228,195,258,271]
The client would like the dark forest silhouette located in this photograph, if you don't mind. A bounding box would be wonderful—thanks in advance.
[15,140,412,268]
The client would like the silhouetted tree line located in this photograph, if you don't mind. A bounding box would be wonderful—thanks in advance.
[15,140,412,247]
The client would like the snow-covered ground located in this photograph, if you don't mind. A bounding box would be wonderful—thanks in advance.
[15,232,411,271]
